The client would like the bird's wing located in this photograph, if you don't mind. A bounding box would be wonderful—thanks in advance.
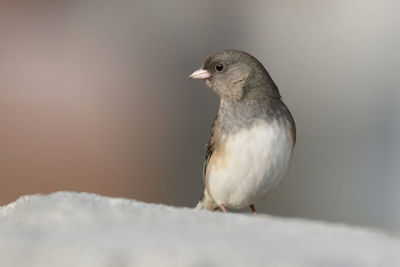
[202,116,218,182]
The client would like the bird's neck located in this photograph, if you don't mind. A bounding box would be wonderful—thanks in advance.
[243,68,281,100]
[216,98,268,133]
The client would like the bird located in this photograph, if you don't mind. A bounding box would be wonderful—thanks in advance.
[189,49,296,214]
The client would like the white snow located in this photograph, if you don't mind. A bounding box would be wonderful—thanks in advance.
[0,192,399,267]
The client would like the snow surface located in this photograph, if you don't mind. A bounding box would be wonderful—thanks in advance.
[0,192,399,267]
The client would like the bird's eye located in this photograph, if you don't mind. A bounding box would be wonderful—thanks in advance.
[215,64,224,72]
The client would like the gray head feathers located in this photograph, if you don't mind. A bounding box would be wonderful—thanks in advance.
[201,49,281,101]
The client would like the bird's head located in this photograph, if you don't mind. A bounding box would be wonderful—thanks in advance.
[190,50,280,101]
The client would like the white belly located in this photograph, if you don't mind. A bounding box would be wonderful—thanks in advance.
[206,120,293,208]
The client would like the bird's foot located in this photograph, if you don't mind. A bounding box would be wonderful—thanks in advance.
[250,205,257,215]
[220,203,228,213]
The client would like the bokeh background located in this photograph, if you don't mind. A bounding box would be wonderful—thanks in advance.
[0,0,399,232]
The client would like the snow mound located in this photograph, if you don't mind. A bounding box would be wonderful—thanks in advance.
[0,192,399,267]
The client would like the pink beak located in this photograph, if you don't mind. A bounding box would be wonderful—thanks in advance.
[189,68,211,79]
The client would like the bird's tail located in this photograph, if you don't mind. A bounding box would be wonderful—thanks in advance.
[195,190,220,211]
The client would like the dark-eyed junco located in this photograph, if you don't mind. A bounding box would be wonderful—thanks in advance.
[190,50,296,214]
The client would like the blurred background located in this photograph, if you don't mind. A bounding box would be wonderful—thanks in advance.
[0,0,399,232]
